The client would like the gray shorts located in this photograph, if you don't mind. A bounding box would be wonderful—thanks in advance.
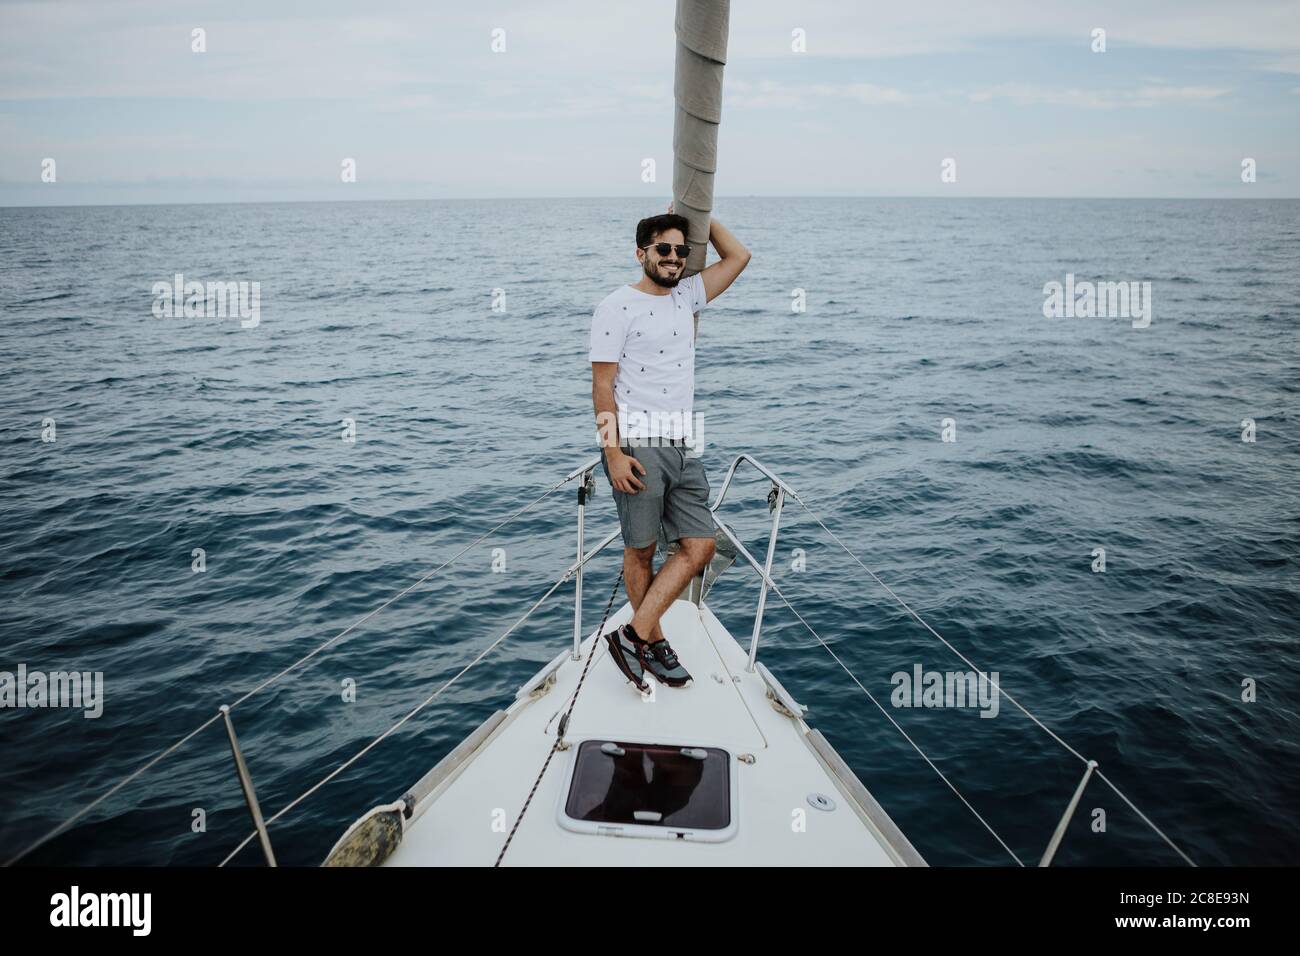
[600,443,714,549]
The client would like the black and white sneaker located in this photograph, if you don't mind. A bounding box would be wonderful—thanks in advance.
[640,638,692,687]
[605,624,649,693]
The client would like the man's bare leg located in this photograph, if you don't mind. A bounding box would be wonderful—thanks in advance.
[622,544,666,641]
[628,537,715,641]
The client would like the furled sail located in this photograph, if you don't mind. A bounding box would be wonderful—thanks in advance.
[672,0,730,340]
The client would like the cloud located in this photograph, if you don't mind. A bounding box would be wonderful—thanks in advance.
[1258,54,1300,75]
[729,79,1231,112]
[726,0,1300,61]
[727,78,912,110]
[966,83,1231,109]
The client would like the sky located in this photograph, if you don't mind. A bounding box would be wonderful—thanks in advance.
[0,0,1297,205]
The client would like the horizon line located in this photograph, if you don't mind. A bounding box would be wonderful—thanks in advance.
[4,193,1297,211]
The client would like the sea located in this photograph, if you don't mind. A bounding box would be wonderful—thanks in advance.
[1,196,1296,865]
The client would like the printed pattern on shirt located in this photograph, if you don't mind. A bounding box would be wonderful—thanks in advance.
[589,273,706,439]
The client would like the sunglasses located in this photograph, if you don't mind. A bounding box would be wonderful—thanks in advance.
[642,242,691,259]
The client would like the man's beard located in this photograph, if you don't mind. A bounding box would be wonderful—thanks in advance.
[644,259,683,288]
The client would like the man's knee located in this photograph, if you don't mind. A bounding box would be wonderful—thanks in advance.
[625,543,656,567]
[680,537,715,571]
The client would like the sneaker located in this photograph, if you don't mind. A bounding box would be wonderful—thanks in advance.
[640,638,692,687]
[605,625,649,692]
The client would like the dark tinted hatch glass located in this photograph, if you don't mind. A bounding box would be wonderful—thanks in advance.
[565,740,730,830]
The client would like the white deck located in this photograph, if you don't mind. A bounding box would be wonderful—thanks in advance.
[383,599,923,866]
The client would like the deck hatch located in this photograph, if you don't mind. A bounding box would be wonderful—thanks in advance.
[560,739,733,839]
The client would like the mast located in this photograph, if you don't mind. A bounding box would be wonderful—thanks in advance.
[672,0,730,340]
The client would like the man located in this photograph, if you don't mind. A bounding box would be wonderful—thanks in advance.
[589,209,751,692]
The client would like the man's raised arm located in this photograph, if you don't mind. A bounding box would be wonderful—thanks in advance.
[699,218,751,303]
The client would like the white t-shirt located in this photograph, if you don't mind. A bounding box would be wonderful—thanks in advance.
[589,272,707,440]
